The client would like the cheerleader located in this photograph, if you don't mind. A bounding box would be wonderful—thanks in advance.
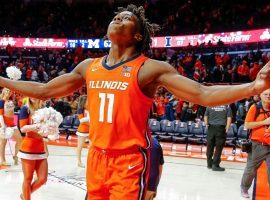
[76,95,90,168]
[0,88,22,165]
[18,97,46,200]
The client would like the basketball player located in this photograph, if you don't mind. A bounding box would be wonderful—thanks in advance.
[1,4,270,200]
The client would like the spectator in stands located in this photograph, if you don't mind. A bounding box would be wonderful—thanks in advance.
[146,137,164,200]
[204,105,232,171]
[249,62,261,81]
[31,68,38,81]
[212,64,224,82]
[236,99,247,128]
[237,60,250,82]
[25,67,32,81]
[165,95,176,121]
[155,95,166,121]
[180,102,196,122]
[70,95,79,114]
[240,88,270,198]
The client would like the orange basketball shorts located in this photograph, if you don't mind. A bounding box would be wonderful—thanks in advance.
[86,146,149,200]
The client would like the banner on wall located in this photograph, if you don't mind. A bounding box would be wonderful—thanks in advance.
[0,28,269,49]
[151,28,270,48]
[0,38,67,49]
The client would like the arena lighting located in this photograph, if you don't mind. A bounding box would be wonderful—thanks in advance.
[0,28,269,49]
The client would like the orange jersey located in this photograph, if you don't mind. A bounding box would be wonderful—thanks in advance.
[77,108,89,133]
[245,104,268,143]
[86,54,152,150]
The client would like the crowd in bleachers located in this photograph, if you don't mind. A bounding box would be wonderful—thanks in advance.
[1,44,270,87]
[0,0,269,38]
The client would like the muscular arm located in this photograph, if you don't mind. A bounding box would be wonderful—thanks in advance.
[140,59,270,107]
[0,59,92,100]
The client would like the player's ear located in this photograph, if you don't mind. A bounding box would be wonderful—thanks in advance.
[134,33,142,42]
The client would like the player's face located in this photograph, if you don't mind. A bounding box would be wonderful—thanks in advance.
[107,11,141,43]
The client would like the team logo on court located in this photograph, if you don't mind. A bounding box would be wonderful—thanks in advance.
[122,65,132,77]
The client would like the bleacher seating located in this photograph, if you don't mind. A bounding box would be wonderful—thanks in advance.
[66,115,80,139]
[147,119,254,154]
[159,120,174,142]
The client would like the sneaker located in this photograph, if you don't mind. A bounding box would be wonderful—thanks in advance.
[241,188,250,198]
[212,165,225,171]
[207,164,212,169]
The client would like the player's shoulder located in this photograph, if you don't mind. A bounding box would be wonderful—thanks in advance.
[73,57,100,76]
[144,58,176,74]
[140,58,177,82]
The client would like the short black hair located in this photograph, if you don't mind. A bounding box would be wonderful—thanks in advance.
[116,4,160,54]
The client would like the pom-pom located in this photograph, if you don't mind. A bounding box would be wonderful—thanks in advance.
[0,127,14,139]
[32,107,63,140]
[6,66,22,80]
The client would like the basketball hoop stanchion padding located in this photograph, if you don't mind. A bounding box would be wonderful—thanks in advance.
[253,161,270,200]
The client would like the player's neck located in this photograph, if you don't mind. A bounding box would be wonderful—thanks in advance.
[107,45,138,66]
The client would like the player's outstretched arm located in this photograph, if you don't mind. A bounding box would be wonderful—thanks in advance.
[0,59,92,100]
[145,59,270,107]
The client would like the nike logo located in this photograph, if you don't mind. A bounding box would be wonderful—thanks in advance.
[91,66,100,71]
[128,163,141,170]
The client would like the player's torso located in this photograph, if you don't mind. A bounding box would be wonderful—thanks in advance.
[86,54,153,150]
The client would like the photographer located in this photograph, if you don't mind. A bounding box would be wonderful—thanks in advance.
[240,89,270,198]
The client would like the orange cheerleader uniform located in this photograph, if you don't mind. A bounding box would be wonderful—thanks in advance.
[85,54,152,200]
[17,106,47,160]
[76,108,89,137]
[0,99,16,127]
